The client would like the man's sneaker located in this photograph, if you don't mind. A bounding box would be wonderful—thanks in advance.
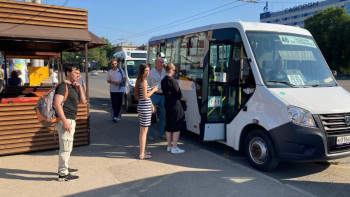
[58,173,79,182]
[171,147,185,154]
[167,146,172,152]
[112,117,118,123]
[68,168,78,174]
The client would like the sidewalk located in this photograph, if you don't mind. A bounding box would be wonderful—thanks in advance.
[0,107,314,197]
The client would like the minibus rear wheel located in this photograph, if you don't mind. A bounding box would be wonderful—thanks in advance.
[244,130,279,171]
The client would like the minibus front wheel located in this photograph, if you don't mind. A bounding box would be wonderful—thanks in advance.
[244,130,279,171]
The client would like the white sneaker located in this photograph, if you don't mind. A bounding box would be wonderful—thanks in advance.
[167,146,172,152]
[171,147,185,154]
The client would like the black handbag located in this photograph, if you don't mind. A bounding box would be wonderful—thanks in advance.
[151,103,157,125]
[151,113,157,125]
[180,100,187,111]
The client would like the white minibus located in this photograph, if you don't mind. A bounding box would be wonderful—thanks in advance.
[113,50,147,111]
[147,21,350,171]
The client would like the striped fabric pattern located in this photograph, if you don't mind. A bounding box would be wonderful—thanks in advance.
[137,84,152,127]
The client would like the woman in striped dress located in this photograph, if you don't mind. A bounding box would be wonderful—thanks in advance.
[135,63,158,159]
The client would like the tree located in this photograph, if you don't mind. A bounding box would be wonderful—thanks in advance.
[62,37,114,70]
[100,37,114,59]
[304,7,350,74]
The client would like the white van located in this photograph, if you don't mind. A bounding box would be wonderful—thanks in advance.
[148,21,350,171]
[113,50,147,111]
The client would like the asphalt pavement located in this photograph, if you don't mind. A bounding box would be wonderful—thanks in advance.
[0,96,315,197]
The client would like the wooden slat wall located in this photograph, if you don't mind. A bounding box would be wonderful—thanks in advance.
[0,0,87,29]
[0,102,89,156]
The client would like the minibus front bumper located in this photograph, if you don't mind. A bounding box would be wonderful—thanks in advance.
[269,115,350,162]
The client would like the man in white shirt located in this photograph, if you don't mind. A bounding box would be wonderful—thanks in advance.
[107,60,126,122]
[147,57,166,140]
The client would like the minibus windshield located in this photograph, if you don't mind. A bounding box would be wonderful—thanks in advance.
[126,60,145,78]
[247,32,336,88]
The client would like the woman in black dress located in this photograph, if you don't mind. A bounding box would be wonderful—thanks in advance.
[161,63,187,154]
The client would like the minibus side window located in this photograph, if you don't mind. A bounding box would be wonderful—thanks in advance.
[148,41,159,68]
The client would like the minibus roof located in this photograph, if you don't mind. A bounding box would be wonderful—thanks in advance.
[149,21,312,42]
[113,50,147,57]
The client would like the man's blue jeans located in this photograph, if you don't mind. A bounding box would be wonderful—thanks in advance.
[110,92,123,119]
[148,94,165,137]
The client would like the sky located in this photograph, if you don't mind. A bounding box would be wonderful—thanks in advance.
[15,0,313,45]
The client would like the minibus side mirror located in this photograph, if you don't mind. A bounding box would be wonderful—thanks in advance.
[331,70,337,77]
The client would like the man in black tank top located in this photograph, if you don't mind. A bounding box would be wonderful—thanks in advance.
[54,64,86,181]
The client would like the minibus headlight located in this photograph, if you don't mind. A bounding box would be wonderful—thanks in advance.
[287,106,315,127]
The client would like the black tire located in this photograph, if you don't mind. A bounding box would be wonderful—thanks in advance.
[244,130,279,171]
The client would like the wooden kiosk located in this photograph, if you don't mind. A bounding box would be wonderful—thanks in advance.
[0,0,106,155]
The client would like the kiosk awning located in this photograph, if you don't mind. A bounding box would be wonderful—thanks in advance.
[0,22,106,53]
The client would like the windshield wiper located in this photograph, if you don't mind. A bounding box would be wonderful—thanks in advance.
[312,84,334,87]
[265,80,297,87]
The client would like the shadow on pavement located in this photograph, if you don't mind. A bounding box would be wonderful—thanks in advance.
[0,168,57,181]
[65,170,299,197]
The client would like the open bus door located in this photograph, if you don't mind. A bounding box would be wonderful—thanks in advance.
[203,39,252,141]
[203,41,232,141]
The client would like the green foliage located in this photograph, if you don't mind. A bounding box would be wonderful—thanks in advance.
[304,7,350,73]
[340,65,350,75]
[62,37,114,70]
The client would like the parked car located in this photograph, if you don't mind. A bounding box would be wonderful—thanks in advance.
[90,70,98,76]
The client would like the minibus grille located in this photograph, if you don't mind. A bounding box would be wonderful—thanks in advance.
[320,113,350,153]
[320,113,350,135]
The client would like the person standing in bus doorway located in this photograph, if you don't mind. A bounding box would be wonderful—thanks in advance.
[54,64,86,181]
[135,63,158,159]
[161,63,186,153]
[107,60,126,123]
[147,57,166,140]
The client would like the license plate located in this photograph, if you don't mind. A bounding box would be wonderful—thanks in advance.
[336,136,350,146]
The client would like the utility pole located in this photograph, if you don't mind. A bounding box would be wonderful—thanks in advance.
[24,0,44,67]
